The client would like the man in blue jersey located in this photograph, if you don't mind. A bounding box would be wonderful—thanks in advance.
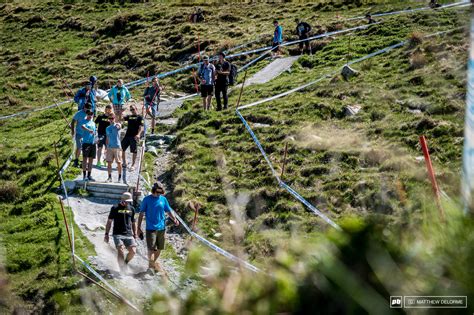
[137,182,179,273]
[272,20,283,57]
[71,103,92,168]
[81,110,97,181]
[74,76,97,113]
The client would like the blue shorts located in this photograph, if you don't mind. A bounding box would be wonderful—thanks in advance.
[75,133,83,149]
[145,103,157,117]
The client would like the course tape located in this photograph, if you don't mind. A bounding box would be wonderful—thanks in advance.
[345,0,470,21]
[0,99,71,121]
[139,175,261,273]
[236,29,458,230]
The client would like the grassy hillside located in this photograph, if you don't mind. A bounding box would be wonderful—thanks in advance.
[0,0,472,313]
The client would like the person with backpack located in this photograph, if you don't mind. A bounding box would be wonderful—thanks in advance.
[198,55,216,111]
[295,19,312,55]
[214,52,231,111]
[143,77,162,134]
[272,20,283,57]
[74,76,98,114]
[108,79,131,122]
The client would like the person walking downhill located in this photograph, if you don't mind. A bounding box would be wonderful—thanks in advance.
[121,105,144,172]
[137,182,179,274]
[95,105,112,168]
[108,79,131,122]
[215,52,230,111]
[272,20,283,57]
[74,76,98,114]
[198,55,216,111]
[104,192,137,272]
[105,114,123,183]
[295,18,312,55]
[143,77,162,134]
[80,110,97,181]
[71,103,92,168]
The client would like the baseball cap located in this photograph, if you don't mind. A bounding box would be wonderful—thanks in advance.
[152,182,165,193]
[89,75,97,83]
[202,55,209,61]
[121,192,133,202]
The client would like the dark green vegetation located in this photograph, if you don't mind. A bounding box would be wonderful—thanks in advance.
[0,0,473,313]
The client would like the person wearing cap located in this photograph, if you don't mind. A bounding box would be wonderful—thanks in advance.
[198,55,216,111]
[108,79,131,122]
[215,52,230,111]
[137,182,179,273]
[81,109,97,181]
[121,104,144,172]
[71,102,92,168]
[74,76,98,114]
[104,192,137,271]
[95,104,112,168]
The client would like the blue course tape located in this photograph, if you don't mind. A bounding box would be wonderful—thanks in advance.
[345,0,470,21]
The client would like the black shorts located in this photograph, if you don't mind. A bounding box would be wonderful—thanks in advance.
[201,84,214,97]
[272,41,281,51]
[82,143,97,158]
[121,136,137,153]
[97,135,107,148]
[299,35,309,49]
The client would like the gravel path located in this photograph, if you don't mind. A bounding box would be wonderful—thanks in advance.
[245,56,299,85]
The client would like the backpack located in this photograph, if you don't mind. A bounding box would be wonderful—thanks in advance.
[228,63,238,86]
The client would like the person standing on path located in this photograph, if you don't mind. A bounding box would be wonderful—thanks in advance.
[74,76,97,113]
[121,105,144,172]
[80,110,97,181]
[105,114,123,183]
[295,18,312,55]
[71,103,92,168]
[108,79,131,122]
[94,105,112,168]
[143,77,162,134]
[198,55,216,111]
[137,182,179,273]
[214,52,230,111]
[272,20,283,57]
[104,192,137,271]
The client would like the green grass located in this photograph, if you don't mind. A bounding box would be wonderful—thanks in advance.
[0,0,472,313]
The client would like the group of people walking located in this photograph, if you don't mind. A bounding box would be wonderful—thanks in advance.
[71,77,151,183]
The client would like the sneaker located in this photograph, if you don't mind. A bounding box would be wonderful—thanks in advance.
[122,178,127,184]
[129,166,135,172]
[117,177,122,183]
[73,159,79,168]
[88,176,95,182]
[97,161,103,168]
[106,177,112,183]
[83,176,88,182]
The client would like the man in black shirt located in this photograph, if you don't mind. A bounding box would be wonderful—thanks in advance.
[121,104,144,172]
[295,18,312,55]
[94,105,112,168]
[104,192,137,270]
[215,52,230,111]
